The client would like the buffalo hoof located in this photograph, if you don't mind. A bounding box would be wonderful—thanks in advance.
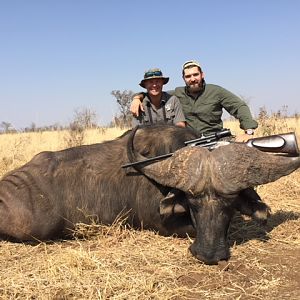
[252,200,271,225]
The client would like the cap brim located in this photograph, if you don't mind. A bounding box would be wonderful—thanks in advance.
[139,77,169,88]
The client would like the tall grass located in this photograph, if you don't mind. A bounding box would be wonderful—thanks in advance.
[224,114,300,138]
[0,127,128,177]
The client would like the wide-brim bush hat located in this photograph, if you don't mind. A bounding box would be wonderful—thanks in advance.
[139,68,169,88]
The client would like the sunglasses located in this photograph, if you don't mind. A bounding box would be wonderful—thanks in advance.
[144,71,163,78]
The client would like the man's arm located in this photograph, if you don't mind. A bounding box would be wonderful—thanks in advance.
[218,86,258,142]
[175,121,186,128]
[130,93,145,117]
[166,89,176,96]
[219,88,258,129]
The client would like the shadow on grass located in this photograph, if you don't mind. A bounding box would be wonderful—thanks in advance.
[228,210,299,246]
[1,210,299,249]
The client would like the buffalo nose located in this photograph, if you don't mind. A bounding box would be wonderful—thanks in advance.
[189,244,229,265]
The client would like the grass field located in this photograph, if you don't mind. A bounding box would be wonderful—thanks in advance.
[0,119,299,299]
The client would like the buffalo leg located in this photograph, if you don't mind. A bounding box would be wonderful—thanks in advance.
[235,188,271,224]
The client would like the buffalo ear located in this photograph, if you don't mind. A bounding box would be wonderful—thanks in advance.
[160,189,188,217]
[211,143,300,194]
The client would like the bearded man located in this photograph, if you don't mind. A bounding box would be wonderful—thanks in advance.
[131,60,258,142]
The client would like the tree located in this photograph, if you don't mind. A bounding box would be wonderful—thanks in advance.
[111,90,133,127]
[0,121,14,133]
[64,107,98,148]
[73,107,97,129]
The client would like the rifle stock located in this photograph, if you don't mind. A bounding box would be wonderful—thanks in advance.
[246,132,299,156]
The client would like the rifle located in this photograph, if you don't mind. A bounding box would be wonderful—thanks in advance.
[121,130,299,169]
[184,128,232,148]
[122,129,232,169]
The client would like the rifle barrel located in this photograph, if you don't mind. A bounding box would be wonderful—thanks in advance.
[121,152,173,168]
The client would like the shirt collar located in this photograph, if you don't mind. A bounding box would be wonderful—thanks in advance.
[145,92,167,105]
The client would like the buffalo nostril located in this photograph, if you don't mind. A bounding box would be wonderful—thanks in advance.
[203,259,219,265]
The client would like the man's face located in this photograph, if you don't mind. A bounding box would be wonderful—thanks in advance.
[144,78,164,96]
[183,66,204,93]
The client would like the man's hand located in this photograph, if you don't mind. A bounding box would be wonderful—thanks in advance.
[175,121,186,128]
[235,133,254,143]
[130,94,144,117]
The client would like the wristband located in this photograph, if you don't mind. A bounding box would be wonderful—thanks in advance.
[245,129,254,135]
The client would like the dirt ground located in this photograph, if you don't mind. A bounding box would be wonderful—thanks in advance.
[178,214,300,300]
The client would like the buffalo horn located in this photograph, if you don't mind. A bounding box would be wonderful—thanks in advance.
[127,126,209,194]
[211,143,300,194]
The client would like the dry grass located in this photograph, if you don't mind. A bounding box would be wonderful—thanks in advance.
[0,127,127,177]
[0,120,299,299]
[225,116,300,138]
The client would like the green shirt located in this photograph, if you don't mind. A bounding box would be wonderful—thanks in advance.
[171,84,258,134]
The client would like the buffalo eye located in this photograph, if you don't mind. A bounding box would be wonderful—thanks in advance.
[187,197,202,212]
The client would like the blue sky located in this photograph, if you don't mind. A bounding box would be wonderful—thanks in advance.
[0,0,299,129]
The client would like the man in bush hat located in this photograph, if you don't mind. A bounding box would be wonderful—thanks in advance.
[131,61,258,142]
[132,68,186,128]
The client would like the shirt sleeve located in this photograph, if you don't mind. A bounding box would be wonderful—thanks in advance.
[132,117,140,127]
[172,96,186,125]
[165,89,176,96]
[218,86,258,130]
[132,109,146,127]
[131,92,146,99]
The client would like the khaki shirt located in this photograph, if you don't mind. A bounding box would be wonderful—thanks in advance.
[132,92,185,127]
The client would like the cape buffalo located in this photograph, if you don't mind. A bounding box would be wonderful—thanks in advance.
[0,125,299,265]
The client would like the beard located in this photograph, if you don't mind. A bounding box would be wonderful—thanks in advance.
[187,82,203,93]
